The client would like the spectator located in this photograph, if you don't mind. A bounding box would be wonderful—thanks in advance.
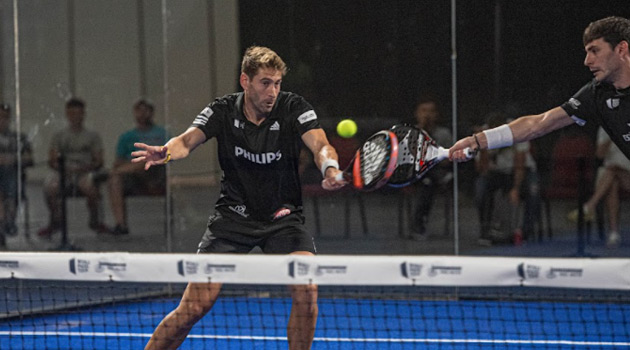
[474,112,541,245]
[568,127,630,248]
[38,98,109,237]
[0,103,33,247]
[410,94,452,240]
[107,99,169,235]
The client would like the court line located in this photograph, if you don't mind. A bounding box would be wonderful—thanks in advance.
[1,331,628,347]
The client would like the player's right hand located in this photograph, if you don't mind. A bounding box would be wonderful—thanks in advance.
[322,168,346,190]
[449,136,476,162]
[131,143,169,170]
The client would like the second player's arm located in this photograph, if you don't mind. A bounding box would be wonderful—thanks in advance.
[450,107,575,160]
[482,107,574,148]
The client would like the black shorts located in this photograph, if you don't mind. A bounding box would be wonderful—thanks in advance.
[197,210,316,254]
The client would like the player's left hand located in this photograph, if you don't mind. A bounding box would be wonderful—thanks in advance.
[131,143,169,170]
[322,168,346,190]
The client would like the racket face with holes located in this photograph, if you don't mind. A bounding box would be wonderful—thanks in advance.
[342,130,399,191]
[387,124,447,187]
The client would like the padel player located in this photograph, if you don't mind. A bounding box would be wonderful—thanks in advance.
[134,46,345,350]
[451,17,630,175]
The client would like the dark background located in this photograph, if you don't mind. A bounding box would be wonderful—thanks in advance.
[239,0,628,140]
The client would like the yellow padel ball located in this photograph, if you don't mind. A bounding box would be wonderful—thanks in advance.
[336,119,358,138]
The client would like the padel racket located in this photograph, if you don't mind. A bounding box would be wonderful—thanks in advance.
[388,124,473,187]
[334,130,399,191]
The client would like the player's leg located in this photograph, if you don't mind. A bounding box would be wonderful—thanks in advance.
[146,212,254,350]
[287,253,318,350]
[145,282,222,350]
[263,214,318,350]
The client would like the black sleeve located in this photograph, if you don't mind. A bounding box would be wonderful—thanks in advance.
[560,80,598,126]
[287,94,321,135]
[190,100,225,140]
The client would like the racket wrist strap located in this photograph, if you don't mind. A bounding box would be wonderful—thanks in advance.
[483,124,513,149]
[320,159,339,177]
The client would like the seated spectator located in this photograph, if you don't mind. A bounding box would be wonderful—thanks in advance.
[38,98,109,237]
[568,127,630,248]
[0,103,33,247]
[474,111,541,245]
[108,99,169,235]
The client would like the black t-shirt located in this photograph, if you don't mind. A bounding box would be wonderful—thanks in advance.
[561,79,630,159]
[192,91,321,222]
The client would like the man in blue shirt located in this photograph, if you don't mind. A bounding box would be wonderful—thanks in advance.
[108,99,169,235]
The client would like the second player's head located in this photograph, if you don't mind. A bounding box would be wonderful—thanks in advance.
[582,17,630,85]
[583,16,630,49]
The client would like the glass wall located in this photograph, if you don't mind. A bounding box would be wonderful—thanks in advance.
[1,0,628,257]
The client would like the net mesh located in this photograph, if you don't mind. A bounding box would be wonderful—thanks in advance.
[1,253,629,350]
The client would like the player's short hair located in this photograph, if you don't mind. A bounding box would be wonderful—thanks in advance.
[241,46,287,79]
[66,97,85,110]
[583,16,630,48]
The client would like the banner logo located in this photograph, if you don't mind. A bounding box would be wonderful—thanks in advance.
[428,265,462,277]
[177,260,199,276]
[204,264,236,274]
[69,259,90,274]
[400,262,423,278]
[95,261,127,273]
[517,263,540,279]
[288,261,347,278]
[546,267,583,279]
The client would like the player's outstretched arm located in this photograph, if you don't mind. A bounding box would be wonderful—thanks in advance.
[449,107,574,161]
[132,127,206,170]
[301,128,346,190]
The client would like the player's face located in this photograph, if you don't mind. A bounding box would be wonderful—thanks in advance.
[242,68,282,116]
[584,38,624,85]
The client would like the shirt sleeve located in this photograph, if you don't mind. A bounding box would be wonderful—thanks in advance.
[289,95,321,135]
[191,101,223,140]
[560,80,598,127]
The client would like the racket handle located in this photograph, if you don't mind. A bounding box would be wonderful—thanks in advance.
[334,172,343,181]
[463,147,474,159]
[437,147,450,161]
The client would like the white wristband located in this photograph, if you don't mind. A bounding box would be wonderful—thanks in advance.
[320,159,339,177]
[483,124,513,149]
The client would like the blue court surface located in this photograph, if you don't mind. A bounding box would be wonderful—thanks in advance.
[1,296,629,350]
